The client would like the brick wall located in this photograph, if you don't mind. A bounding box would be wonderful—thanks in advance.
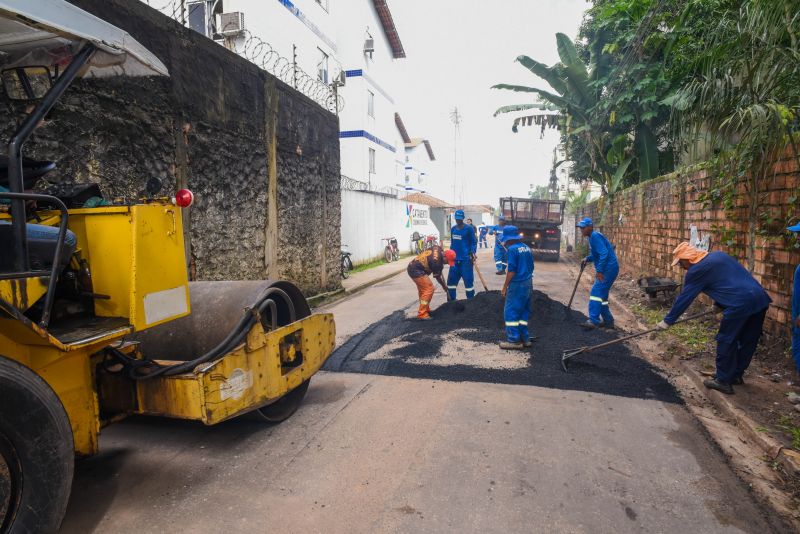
[579,149,800,338]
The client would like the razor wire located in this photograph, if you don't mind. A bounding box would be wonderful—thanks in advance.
[141,0,343,113]
[341,175,402,198]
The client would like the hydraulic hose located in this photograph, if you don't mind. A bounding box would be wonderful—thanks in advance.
[111,286,296,380]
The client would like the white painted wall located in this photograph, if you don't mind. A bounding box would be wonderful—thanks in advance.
[341,191,438,264]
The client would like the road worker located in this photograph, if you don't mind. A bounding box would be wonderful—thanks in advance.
[478,224,489,249]
[578,217,618,329]
[500,225,534,350]
[790,224,800,376]
[490,215,508,274]
[448,209,477,300]
[656,242,771,394]
[407,245,454,320]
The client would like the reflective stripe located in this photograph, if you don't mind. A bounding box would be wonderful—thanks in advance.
[519,320,528,325]
[420,300,429,306]
[465,287,474,291]
[505,321,519,326]
[602,301,609,306]
[589,296,603,302]
[448,286,457,289]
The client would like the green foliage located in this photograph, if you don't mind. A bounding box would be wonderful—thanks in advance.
[529,185,554,200]
[566,190,591,214]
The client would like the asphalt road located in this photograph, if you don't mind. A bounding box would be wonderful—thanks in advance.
[61,249,786,533]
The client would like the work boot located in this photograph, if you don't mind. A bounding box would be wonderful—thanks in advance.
[580,320,599,330]
[499,341,524,350]
[703,378,734,394]
[495,270,506,276]
[418,316,433,321]
[523,340,533,348]
[600,322,615,330]
[731,376,745,386]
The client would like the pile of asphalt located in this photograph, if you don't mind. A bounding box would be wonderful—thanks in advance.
[325,290,678,402]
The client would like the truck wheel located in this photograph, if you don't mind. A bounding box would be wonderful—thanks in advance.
[0,356,74,533]
[251,379,310,423]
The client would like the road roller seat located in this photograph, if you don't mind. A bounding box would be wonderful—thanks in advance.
[0,156,56,189]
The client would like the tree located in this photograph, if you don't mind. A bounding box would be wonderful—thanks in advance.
[529,185,553,199]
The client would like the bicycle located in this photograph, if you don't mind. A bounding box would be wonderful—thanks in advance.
[411,231,425,255]
[383,237,400,262]
[425,235,438,249]
[341,245,353,279]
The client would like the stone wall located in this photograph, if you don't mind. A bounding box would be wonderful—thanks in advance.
[0,0,340,295]
[579,149,800,338]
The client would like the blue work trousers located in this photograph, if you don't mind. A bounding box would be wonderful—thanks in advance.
[588,265,618,325]
[793,326,800,375]
[447,260,475,300]
[715,308,767,383]
[494,243,507,272]
[504,280,531,343]
[479,236,488,248]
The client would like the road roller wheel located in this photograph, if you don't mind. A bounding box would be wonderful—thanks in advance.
[0,356,74,533]
[252,379,311,423]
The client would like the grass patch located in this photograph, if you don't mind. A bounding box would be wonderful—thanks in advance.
[778,415,800,450]
[351,253,413,274]
[630,302,715,352]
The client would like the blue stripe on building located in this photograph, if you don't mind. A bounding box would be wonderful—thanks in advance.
[276,0,337,51]
[339,130,396,152]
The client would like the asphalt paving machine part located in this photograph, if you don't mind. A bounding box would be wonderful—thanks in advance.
[561,310,714,371]
[566,261,586,313]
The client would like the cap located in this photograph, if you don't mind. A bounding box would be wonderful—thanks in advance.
[454,209,465,220]
[498,215,506,222]
[576,217,593,228]
[444,249,456,266]
[502,225,522,241]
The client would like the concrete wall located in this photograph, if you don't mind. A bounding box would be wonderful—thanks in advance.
[341,191,436,264]
[578,149,800,339]
[1,0,341,295]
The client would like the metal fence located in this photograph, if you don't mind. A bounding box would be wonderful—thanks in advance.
[141,0,344,113]
[340,175,403,198]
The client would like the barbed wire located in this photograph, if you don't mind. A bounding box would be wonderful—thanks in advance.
[142,0,343,113]
[341,175,402,198]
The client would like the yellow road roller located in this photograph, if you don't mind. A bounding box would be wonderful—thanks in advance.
[0,1,335,531]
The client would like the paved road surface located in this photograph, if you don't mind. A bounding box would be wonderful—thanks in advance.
[61,250,785,533]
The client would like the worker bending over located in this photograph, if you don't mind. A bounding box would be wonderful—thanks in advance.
[490,215,508,274]
[407,245,454,320]
[657,243,771,394]
[448,209,477,300]
[790,223,800,377]
[500,225,534,350]
[578,217,618,329]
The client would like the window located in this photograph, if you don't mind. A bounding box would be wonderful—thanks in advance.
[367,90,375,117]
[317,48,329,84]
[368,148,376,175]
[187,1,210,37]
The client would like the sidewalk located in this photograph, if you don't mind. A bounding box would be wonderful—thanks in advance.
[341,259,409,294]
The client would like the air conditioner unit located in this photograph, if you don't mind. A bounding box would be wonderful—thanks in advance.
[363,38,375,55]
[217,12,245,36]
[335,70,346,86]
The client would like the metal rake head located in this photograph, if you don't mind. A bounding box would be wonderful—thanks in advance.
[561,347,587,372]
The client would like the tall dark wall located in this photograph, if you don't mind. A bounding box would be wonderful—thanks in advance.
[0,0,341,294]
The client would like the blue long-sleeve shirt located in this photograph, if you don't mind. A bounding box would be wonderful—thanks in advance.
[665,251,771,324]
[585,231,618,275]
[507,242,534,282]
[450,223,477,260]
[489,224,506,245]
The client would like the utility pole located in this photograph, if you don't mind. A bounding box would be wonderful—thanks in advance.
[449,107,462,206]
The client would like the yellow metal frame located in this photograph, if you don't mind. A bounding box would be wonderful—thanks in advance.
[131,313,335,424]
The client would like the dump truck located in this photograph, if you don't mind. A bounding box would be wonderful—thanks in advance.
[0,2,335,531]
[499,196,565,261]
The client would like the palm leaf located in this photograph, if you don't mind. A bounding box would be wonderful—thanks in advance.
[516,55,567,95]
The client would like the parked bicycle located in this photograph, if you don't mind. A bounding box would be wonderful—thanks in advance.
[425,235,438,250]
[383,237,400,262]
[341,245,353,279]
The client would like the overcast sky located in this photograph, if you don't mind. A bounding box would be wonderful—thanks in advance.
[390,0,587,206]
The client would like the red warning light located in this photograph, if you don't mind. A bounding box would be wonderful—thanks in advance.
[175,189,194,208]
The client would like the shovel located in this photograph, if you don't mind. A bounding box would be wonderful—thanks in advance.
[561,310,715,371]
[565,261,586,316]
[473,256,489,292]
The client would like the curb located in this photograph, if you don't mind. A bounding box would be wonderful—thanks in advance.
[565,261,800,477]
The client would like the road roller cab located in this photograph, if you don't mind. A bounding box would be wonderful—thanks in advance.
[0,1,335,531]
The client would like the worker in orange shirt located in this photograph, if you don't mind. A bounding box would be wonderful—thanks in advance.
[407,245,455,320]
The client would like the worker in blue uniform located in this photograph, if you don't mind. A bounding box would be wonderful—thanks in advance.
[447,209,477,300]
[657,242,771,394]
[490,215,508,274]
[478,224,489,249]
[500,225,534,350]
[787,223,800,376]
[577,217,619,329]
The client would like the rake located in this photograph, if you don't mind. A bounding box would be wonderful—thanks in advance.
[560,310,715,371]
